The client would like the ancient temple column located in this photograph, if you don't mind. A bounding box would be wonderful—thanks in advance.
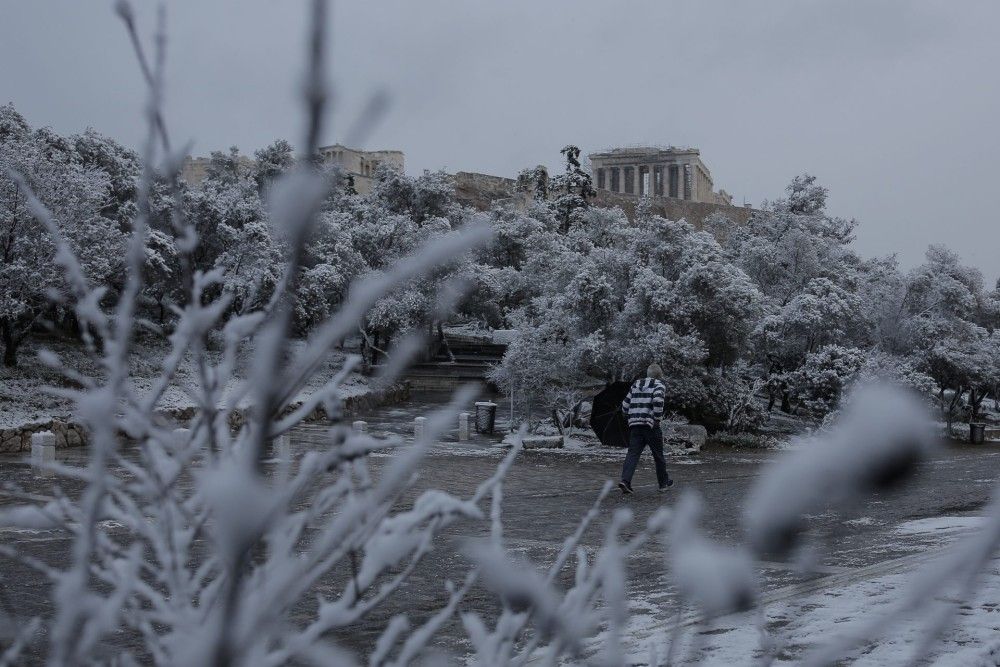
[668,164,679,198]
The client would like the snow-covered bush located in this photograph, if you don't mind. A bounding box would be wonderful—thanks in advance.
[700,365,769,433]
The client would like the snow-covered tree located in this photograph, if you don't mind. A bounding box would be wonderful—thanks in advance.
[548,145,596,234]
[370,165,458,225]
[898,246,1000,430]
[252,138,295,192]
[0,104,127,366]
[727,174,858,306]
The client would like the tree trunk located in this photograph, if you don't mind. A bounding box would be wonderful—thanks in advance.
[1,322,17,368]
[551,409,564,435]
[946,387,964,436]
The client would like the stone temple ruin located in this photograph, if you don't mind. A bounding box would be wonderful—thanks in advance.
[316,144,405,195]
[452,144,755,229]
[588,146,733,206]
[181,144,404,196]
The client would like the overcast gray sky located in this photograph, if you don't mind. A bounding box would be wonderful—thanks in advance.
[2,1,998,281]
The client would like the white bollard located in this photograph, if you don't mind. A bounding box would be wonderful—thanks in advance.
[274,434,291,462]
[458,412,471,441]
[31,431,56,466]
[414,416,427,439]
[352,420,368,434]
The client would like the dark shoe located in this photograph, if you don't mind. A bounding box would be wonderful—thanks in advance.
[618,481,634,495]
[658,479,674,492]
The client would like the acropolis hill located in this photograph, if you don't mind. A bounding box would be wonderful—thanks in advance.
[182,143,756,228]
[453,145,756,228]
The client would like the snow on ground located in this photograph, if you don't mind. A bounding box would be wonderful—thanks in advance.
[0,336,368,429]
[609,517,1000,665]
[617,561,1000,665]
[893,516,986,536]
[844,517,876,527]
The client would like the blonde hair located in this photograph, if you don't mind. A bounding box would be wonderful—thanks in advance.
[646,363,664,380]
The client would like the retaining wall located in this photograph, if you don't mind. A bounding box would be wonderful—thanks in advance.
[0,383,410,453]
[1,419,87,453]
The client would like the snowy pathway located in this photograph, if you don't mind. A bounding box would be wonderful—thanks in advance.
[2,392,1000,664]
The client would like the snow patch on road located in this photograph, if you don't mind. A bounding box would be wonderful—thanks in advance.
[617,553,1000,665]
[894,516,985,536]
[844,517,876,526]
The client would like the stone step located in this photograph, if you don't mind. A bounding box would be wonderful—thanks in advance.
[406,375,489,391]
[374,361,493,377]
[430,354,503,364]
[441,342,507,355]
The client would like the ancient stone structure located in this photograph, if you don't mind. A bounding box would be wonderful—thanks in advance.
[317,144,404,195]
[180,145,404,194]
[452,171,525,210]
[451,170,754,231]
[593,189,755,230]
[588,146,732,206]
[180,154,256,186]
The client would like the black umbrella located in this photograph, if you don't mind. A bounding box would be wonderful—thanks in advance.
[590,381,631,448]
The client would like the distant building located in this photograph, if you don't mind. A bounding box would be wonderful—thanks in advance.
[181,145,405,194]
[588,146,732,205]
[180,156,212,185]
[180,154,256,186]
[317,144,404,195]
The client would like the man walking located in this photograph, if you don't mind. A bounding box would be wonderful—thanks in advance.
[619,363,673,495]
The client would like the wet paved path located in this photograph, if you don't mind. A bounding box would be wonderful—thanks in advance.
[2,391,999,663]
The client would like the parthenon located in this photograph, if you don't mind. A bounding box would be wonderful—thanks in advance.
[588,146,733,205]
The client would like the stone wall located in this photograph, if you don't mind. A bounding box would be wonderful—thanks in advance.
[592,191,757,230]
[452,171,526,210]
[0,383,410,453]
[0,419,87,453]
[451,170,756,230]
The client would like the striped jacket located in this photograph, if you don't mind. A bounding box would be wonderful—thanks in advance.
[621,378,666,428]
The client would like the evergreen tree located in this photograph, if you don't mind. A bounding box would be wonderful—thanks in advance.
[548,145,596,234]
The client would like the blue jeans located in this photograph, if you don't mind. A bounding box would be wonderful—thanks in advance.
[621,424,670,487]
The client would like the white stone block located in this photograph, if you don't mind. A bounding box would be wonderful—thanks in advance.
[352,420,368,434]
[522,435,564,449]
[414,416,427,438]
[273,434,291,461]
[458,412,471,441]
[31,431,56,466]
